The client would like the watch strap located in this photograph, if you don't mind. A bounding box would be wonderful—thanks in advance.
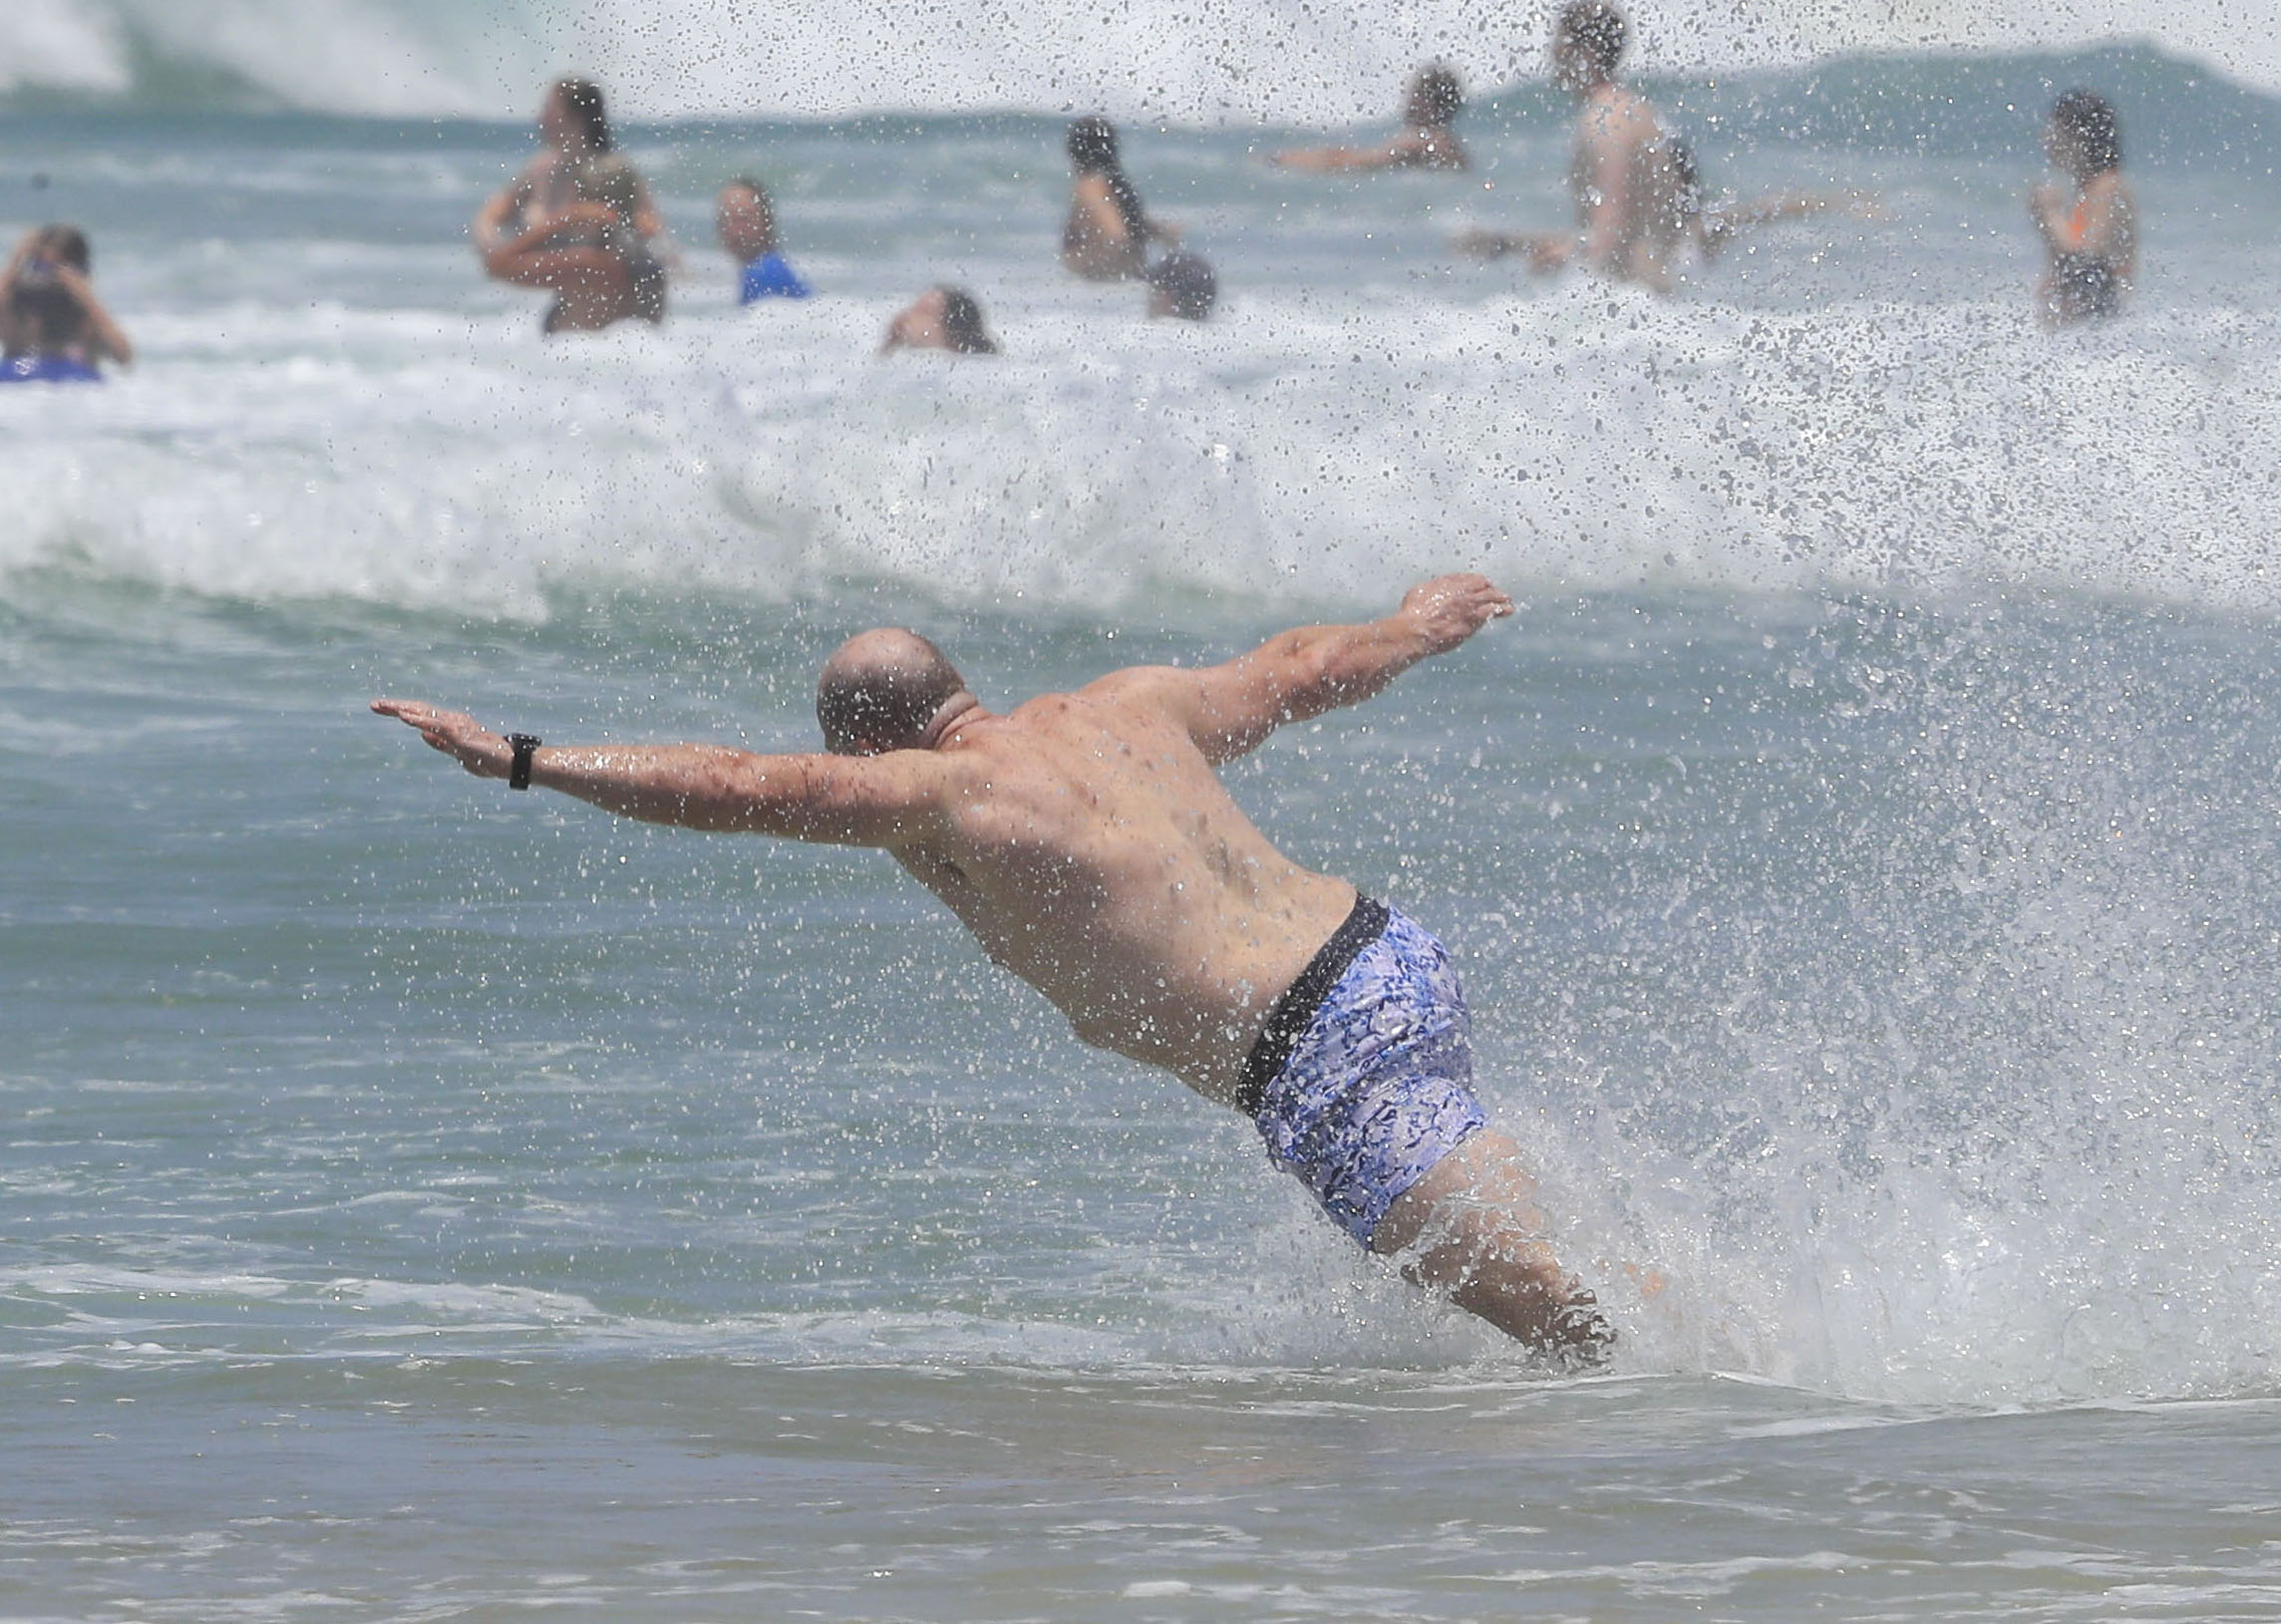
[506,734,541,791]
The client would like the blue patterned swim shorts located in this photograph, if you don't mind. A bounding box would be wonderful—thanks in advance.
[1238,896,1488,1247]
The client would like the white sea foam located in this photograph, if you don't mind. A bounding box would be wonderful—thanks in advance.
[5,285,2276,620]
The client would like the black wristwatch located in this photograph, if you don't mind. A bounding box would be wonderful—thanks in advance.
[506,734,541,791]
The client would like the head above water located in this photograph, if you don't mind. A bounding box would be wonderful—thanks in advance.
[815,629,974,755]
[545,76,614,156]
[2048,88,2121,176]
[7,223,94,346]
[1067,116,1123,174]
[1146,250,1217,321]
[1404,64,1464,130]
[936,285,998,354]
[1552,1,1626,91]
[716,175,779,260]
[28,223,91,275]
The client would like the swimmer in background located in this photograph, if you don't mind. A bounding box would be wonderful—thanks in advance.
[1272,64,1468,173]
[1,225,132,383]
[473,77,662,262]
[482,156,667,335]
[1061,117,1179,282]
[2030,89,2136,326]
[1637,140,1889,272]
[880,285,998,355]
[718,176,813,302]
[1453,1,1683,291]
[1145,251,1217,321]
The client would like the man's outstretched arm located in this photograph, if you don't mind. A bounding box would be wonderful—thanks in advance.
[1139,573,1513,765]
[371,701,945,846]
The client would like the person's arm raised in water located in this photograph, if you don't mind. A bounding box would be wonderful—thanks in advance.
[47,259,133,365]
[1126,573,1514,764]
[370,701,949,847]
[1273,137,1416,174]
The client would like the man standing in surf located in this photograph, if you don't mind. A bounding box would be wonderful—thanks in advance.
[374,574,1610,1360]
[1455,1,1684,290]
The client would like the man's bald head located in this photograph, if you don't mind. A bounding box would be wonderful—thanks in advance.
[815,629,972,755]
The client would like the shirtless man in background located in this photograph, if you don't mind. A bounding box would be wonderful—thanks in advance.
[375,575,1610,1359]
[1456,1,1683,290]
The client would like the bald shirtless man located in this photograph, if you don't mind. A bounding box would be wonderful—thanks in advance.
[373,574,1610,1360]
[1455,1,1682,290]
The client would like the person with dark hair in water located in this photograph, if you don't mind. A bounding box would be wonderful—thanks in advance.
[374,574,1613,1361]
[880,284,998,355]
[1145,250,1217,321]
[1455,2,1685,290]
[482,155,667,334]
[1603,138,1888,277]
[2031,89,2136,326]
[1061,117,1178,281]
[1,224,132,383]
[474,77,663,265]
[1273,64,1468,173]
[717,175,813,302]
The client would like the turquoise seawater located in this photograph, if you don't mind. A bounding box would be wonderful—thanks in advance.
[7,40,2281,1621]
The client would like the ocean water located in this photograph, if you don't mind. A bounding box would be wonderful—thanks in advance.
[7,33,2281,1623]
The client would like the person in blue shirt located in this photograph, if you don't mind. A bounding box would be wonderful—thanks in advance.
[2,225,132,383]
[718,176,812,302]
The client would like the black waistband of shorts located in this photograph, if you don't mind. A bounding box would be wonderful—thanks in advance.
[1235,893,1392,1119]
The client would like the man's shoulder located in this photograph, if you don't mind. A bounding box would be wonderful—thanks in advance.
[991,670,1205,743]
[1074,664,1203,710]
[1581,86,1657,136]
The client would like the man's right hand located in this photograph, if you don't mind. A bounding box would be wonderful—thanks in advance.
[372,700,513,779]
[1397,573,1514,656]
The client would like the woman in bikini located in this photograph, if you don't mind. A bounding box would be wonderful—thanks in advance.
[1060,117,1178,282]
[2030,89,2136,326]
[481,157,667,335]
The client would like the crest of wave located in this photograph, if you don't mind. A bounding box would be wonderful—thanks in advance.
[4,291,2279,618]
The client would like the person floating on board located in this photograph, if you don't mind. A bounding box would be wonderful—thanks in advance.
[1454,0,1686,291]
[1,225,133,383]
[374,575,1612,1360]
[717,175,813,303]
[2030,88,2136,327]
[1271,64,1469,173]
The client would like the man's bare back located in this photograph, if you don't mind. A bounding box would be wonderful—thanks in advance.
[887,682,1355,1101]
[374,574,1612,1358]
[1566,82,1679,287]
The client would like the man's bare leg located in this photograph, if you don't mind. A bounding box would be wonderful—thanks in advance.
[1372,1128,1612,1360]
